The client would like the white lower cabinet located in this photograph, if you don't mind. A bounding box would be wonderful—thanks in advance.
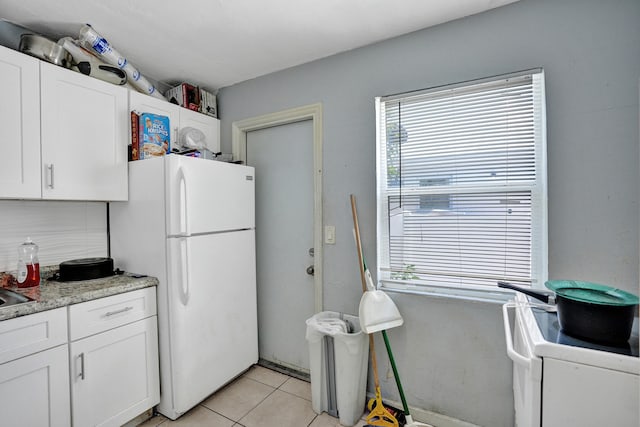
[0,307,70,427]
[70,317,159,427]
[0,287,159,427]
[69,287,159,427]
[0,344,71,427]
[542,358,638,426]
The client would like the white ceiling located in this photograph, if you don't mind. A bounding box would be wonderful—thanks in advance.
[1,0,518,93]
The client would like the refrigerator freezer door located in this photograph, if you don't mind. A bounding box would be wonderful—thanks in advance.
[166,155,254,236]
[165,230,257,417]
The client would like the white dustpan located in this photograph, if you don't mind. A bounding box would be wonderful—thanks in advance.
[358,267,404,334]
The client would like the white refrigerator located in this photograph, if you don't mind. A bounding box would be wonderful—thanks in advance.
[109,155,258,420]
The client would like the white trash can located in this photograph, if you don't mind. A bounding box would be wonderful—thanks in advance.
[305,311,369,427]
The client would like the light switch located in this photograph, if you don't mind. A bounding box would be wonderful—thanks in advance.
[325,225,336,244]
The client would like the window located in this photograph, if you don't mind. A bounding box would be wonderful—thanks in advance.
[376,70,547,296]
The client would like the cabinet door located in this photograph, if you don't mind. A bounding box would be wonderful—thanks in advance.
[0,344,70,427]
[70,317,159,427]
[129,90,180,150]
[542,357,639,426]
[0,45,41,199]
[179,107,220,152]
[40,61,129,201]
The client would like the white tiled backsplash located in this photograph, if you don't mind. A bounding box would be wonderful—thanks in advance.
[0,200,108,272]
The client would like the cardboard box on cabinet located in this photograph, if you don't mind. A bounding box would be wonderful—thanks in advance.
[199,88,217,118]
[138,112,171,159]
[165,83,200,111]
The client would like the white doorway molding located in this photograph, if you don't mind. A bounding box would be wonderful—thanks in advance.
[232,103,323,313]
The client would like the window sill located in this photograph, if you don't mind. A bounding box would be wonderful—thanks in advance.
[379,281,517,305]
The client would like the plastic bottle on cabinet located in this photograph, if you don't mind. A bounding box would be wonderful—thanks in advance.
[17,237,40,288]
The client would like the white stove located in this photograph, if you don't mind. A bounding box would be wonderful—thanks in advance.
[503,292,639,427]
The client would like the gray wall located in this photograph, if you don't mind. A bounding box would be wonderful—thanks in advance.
[218,1,640,426]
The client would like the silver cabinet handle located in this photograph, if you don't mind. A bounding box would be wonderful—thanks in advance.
[78,353,85,380]
[46,164,54,189]
[104,306,133,317]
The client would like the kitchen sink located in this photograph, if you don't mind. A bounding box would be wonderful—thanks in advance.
[0,288,32,307]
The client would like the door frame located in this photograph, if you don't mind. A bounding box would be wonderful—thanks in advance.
[232,103,323,313]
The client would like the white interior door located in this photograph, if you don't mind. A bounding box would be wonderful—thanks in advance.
[246,120,315,373]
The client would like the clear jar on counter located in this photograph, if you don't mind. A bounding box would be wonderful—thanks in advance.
[17,237,40,288]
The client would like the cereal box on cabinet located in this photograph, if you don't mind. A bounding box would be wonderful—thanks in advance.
[139,113,171,159]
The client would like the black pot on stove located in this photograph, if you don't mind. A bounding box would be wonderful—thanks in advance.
[499,280,639,344]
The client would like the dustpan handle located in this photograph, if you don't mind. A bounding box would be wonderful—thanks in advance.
[350,194,383,392]
[350,194,368,293]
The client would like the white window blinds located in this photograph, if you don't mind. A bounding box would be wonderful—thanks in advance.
[376,70,547,292]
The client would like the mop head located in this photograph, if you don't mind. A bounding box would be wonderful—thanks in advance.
[359,290,404,334]
[365,387,401,427]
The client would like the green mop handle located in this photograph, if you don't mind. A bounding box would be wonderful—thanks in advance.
[381,329,410,416]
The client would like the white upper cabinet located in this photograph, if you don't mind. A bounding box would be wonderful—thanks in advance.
[130,90,180,147]
[1,46,218,202]
[130,90,220,154]
[0,45,42,199]
[40,61,129,201]
[179,107,220,153]
[0,45,129,201]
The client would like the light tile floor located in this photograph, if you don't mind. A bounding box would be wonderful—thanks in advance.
[138,365,369,427]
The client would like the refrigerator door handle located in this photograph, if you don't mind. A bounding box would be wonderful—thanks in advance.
[177,166,189,236]
[178,237,190,305]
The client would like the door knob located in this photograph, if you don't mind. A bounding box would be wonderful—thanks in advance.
[306,265,315,276]
[308,247,315,257]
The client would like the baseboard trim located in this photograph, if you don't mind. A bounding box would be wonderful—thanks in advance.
[366,393,481,427]
[258,358,311,382]
[122,408,154,427]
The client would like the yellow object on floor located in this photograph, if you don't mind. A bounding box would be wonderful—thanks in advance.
[365,386,399,427]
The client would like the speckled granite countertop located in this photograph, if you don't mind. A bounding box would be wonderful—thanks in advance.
[0,268,158,321]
